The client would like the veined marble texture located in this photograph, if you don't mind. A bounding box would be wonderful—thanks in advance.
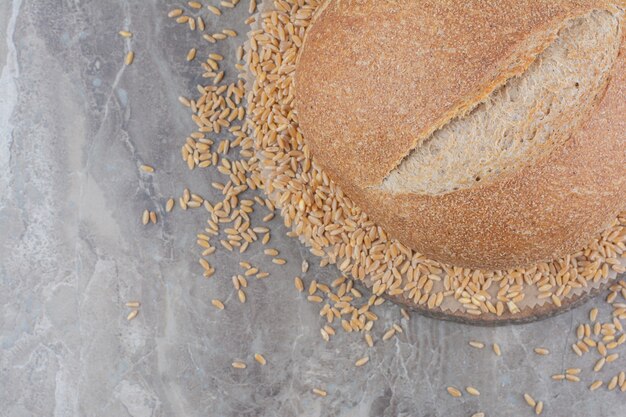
[1,1,625,416]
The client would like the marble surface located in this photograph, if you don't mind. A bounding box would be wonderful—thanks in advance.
[1,1,626,416]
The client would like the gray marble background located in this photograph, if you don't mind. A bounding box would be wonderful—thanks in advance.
[1,1,625,416]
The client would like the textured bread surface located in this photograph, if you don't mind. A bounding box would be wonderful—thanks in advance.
[296,0,626,269]
[382,10,619,195]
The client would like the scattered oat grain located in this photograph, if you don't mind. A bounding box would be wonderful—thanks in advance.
[446,387,462,398]
[589,380,603,391]
[355,356,369,367]
[125,51,134,65]
[312,388,327,397]
[254,353,266,365]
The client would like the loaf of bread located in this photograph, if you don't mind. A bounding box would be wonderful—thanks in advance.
[295,0,626,269]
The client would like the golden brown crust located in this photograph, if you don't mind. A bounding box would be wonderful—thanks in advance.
[337,25,626,269]
[296,0,626,269]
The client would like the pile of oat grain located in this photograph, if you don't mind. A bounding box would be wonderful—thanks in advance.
[124,0,626,412]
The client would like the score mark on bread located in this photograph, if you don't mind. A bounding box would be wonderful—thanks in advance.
[381,10,620,195]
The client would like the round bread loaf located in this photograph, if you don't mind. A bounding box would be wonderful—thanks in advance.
[295,0,626,270]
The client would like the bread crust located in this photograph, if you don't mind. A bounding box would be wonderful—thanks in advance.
[295,0,626,269]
